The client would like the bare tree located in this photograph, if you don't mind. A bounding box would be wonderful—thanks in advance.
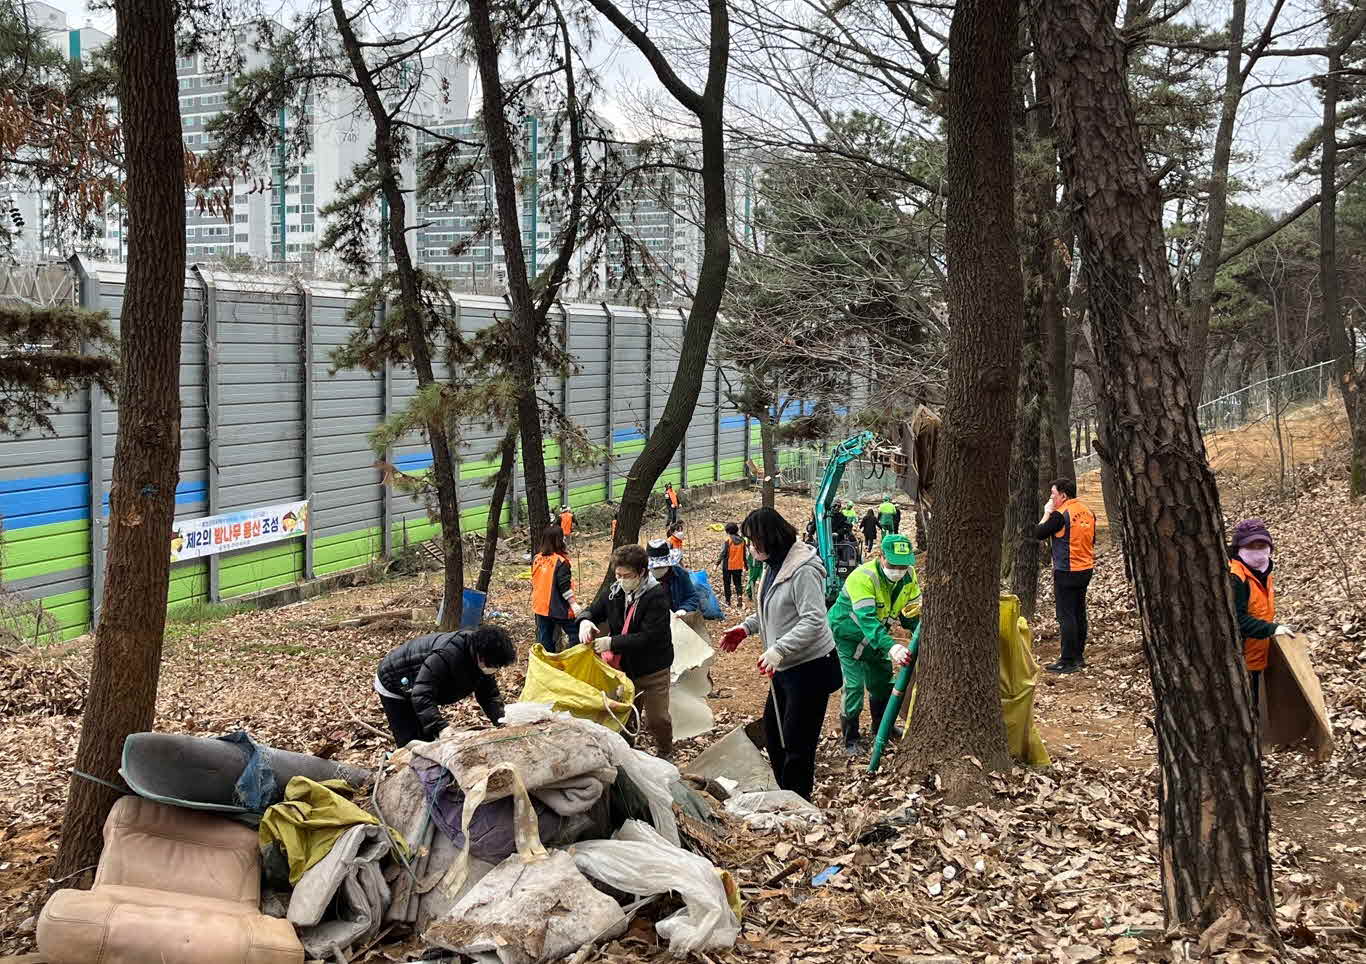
[900,0,1020,798]
[56,0,186,878]
[1036,0,1279,936]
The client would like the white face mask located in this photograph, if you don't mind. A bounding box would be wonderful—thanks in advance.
[649,567,670,581]
[1238,547,1271,571]
[881,564,908,582]
[618,576,642,593]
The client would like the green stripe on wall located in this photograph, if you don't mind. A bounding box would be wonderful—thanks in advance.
[2,519,90,582]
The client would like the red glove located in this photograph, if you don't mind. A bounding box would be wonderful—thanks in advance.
[720,626,748,652]
[756,655,776,678]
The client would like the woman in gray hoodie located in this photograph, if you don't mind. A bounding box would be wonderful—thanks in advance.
[720,507,842,801]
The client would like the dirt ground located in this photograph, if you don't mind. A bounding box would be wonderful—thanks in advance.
[3,419,1366,961]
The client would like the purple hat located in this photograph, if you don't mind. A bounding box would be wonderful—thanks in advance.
[1232,518,1273,549]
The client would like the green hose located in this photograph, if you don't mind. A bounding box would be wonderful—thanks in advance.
[867,625,920,774]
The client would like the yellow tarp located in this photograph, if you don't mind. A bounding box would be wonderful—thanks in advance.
[903,593,1050,766]
[519,642,636,732]
[998,593,1051,766]
[259,777,384,885]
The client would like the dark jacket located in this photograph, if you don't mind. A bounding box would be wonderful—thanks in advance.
[655,564,701,613]
[377,631,504,737]
[580,581,674,679]
[859,512,880,541]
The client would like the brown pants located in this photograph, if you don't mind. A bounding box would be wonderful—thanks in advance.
[631,668,673,760]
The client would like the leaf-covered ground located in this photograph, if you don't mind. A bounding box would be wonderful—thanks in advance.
[3,415,1365,962]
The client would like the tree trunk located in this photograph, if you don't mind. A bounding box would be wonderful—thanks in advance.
[1185,0,1247,406]
[332,0,464,629]
[1045,289,1076,478]
[1036,0,1279,936]
[55,0,185,879]
[477,425,518,595]
[1321,46,1366,497]
[468,0,552,535]
[584,0,730,594]
[901,0,1019,795]
[759,406,777,509]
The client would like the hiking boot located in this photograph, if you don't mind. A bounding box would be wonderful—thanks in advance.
[1048,660,1082,675]
[840,715,860,755]
[869,700,904,741]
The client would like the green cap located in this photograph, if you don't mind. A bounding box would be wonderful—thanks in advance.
[881,533,915,567]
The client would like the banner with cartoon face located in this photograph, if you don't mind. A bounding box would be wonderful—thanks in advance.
[171,501,309,562]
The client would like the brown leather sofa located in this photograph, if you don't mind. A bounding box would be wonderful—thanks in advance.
[38,796,303,964]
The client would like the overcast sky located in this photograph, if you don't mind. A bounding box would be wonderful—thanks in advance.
[37,0,1328,212]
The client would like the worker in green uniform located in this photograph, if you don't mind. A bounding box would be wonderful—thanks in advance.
[828,533,921,755]
[843,500,859,527]
[878,495,901,535]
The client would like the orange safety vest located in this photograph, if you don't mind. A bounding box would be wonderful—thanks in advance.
[531,552,575,619]
[668,535,684,552]
[667,488,679,508]
[1051,498,1096,572]
[1230,559,1275,672]
[725,538,746,570]
[559,510,574,537]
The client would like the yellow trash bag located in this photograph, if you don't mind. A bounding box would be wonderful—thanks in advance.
[901,594,1050,766]
[519,642,636,732]
[998,593,1051,766]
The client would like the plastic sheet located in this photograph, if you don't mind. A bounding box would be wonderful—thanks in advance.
[572,820,740,955]
[723,790,824,831]
[689,570,725,620]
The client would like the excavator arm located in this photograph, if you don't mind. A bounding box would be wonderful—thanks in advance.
[814,431,875,604]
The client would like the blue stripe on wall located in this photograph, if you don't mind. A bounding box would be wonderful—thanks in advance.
[1,474,209,532]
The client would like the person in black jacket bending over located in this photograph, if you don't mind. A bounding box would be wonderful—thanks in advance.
[577,544,676,760]
[374,626,516,747]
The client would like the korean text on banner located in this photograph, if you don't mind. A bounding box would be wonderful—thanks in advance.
[171,501,309,562]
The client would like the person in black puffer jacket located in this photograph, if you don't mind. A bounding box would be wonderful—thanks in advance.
[577,544,675,759]
[374,626,516,747]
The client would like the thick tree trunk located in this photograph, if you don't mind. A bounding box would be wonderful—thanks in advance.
[332,0,464,629]
[55,0,185,879]
[468,0,552,535]
[477,426,518,595]
[1185,0,1247,406]
[1046,299,1076,478]
[901,0,1019,795]
[1321,47,1366,497]
[1036,0,1279,936]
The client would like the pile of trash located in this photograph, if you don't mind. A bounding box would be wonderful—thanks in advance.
[35,705,749,964]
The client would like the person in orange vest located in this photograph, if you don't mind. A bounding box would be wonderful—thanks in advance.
[531,524,577,652]
[716,522,749,606]
[1228,519,1294,703]
[667,520,685,560]
[1034,477,1096,674]
[664,482,680,525]
[558,504,575,542]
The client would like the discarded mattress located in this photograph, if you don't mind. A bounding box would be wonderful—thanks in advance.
[120,730,371,815]
[1262,633,1334,761]
[38,796,303,964]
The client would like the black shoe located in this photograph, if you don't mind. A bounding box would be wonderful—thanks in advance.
[840,715,860,755]
[1050,661,1082,675]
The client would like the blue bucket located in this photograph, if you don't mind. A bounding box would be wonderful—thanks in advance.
[436,588,488,628]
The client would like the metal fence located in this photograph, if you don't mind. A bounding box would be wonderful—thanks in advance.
[0,258,799,639]
[1195,360,1336,434]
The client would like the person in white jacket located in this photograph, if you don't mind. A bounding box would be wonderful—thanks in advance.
[719,507,842,800]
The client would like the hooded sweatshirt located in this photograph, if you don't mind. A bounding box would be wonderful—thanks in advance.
[739,542,836,671]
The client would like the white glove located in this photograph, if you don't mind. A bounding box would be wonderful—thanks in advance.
[758,648,783,674]
[578,621,597,645]
[889,643,911,668]
[1274,625,1294,637]
[673,609,688,618]
[594,635,613,653]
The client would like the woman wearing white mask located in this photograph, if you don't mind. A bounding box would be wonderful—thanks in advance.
[577,544,675,759]
[1228,518,1293,704]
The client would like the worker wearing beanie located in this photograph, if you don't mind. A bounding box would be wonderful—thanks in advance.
[827,533,922,755]
[1228,518,1294,704]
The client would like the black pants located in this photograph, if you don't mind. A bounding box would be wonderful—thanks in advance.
[722,567,744,604]
[763,650,841,801]
[379,693,427,747]
[667,505,679,525]
[1054,568,1093,665]
[864,534,876,553]
[1250,669,1261,705]
[535,614,577,652]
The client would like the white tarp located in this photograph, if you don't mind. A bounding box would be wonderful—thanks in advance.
[669,618,715,741]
